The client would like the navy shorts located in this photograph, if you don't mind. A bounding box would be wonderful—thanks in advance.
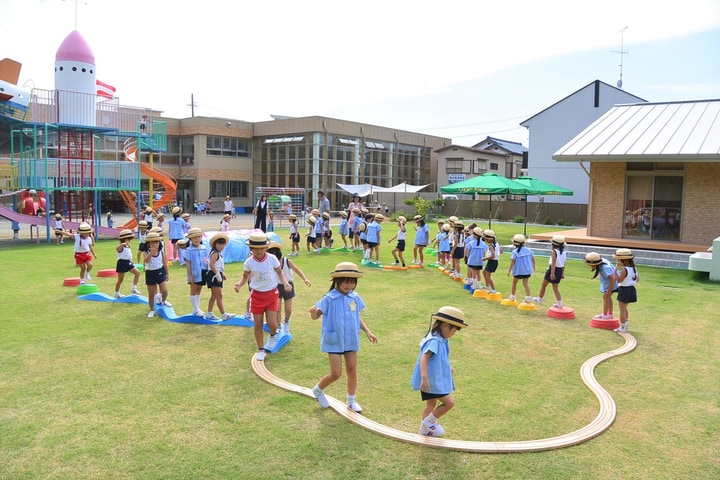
[307,236,316,244]
[145,268,166,286]
[513,274,531,279]
[291,233,300,243]
[206,270,224,288]
[467,264,483,271]
[194,269,208,286]
[543,266,564,284]
[485,259,498,273]
[349,229,355,239]
[452,247,465,259]
[367,241,378,248]
[421,391,449,401]
[277,281,296,300]
[617,286,637,303]
[116,259,135,273]
[394,239,406,252]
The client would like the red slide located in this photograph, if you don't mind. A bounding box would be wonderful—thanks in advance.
[120,138,177,229]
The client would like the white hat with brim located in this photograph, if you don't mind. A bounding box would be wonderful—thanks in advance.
[78,222,92,233]
[330,262,364,279]
[584,252,603,265]
[613,248,634,260]
[431,306,468,329]
[246,232,270,247]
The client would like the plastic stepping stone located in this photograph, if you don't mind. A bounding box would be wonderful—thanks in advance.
[588,315,620,330]
[63,277,81,287]
[547,306,576,320]
[76,283,99,295]
[97,269,118,277]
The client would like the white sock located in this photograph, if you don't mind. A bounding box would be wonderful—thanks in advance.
[347,394,356,404]
[424,412,438,425]
[190,295,198,311]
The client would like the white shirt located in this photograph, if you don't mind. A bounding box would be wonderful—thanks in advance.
[244,252,281,291]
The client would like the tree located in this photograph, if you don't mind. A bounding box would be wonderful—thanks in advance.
[403,196,433,218]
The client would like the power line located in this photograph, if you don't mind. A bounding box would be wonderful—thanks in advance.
[412,115,526,131]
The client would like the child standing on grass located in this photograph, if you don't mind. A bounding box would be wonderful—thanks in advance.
[411,306,467,437]
[268,242,312,334]
[412,215,429,266]
[53,213,65,244]
[534,235,567,308]
[288,214,300,255]
[583,252,617,319]
[114,229,141,298]
[309,262,377,413]
[366,214,384,264]
[449,221,465,279]
[204,233,235,321]
[58,222,96,284]
[338,211,349,248]
[482,229,501,293]
[234,233,292,361]
[613,248,638,333]
[507,234,535,303]
[136,221,149,264]
[155,212,164,231]
[305,216,317,253]
[387,216,407,267]
[184,228,208,316]
[433,222,451,268]
[351,207,363,251]
[143,232,170,318]
[268,211,275,233]
[168,207,185,264]
[465,227,488,290]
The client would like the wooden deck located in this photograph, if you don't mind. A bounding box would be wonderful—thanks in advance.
[529,228,708,254]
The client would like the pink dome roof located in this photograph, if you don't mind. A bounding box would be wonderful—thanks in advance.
[55,30,95,64]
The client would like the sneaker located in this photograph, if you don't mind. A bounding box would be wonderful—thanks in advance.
[113,292,125,299]
[193,310,204,317]
[85,273,91,281]
[420,421,445,437]
[534,297,543,304]
[394,260,400,265]
[411,259,418,264]
[162,300,172,307]
[524,296,533,304]
[267,335,277,350]
[600,314,614,319]
[204,312,220,321]
[313,387,330,408]
[221,312,236,320]
[348,401,363,413]
[154,294,162,305]
[508,295,516,301]
[418,262,424,266]
[131,286,141,294]
[147,311,155,318]
[553,302,563,308]
[80,279,86,284]
[614,322,628,333]
[256,350,266,361]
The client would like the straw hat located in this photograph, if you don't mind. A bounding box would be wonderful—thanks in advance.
[145,232,162,243]
[311,209,320,215]
[186,228,203,239]
[210,233,228,248]
[55,213,62,219]
[223,213,231,220]
[330,262,364,279]
[613,248,634,260]
[138,220,148,228]
[340,211,348,218]
[288,214,297,220]
[149,226,163,234]
[448,216,458,223]
[322,212,330,220]
[145,207,154,214]
[118,229,134,240]
[583,252,603,265]
[413,214,424,223]
[267,241,283,251]
[473,227,483,237]
[431,306,468,329]
[442,223,451,232]
[483,229,495,240]
[225,195,231,200]
[246,232,270,247]
[361,208,369,214]
[551,235,566,246]
[397,216,406,223]
[358,222,367,232]
[172,206,181,215]
[512,234,526,245]
[352,208,361,214]
[78,222,92,233]
[307,216,316,225]
[176,238,188,248]
[374,214,385,221]
[453,220,464,228]
[181,213,191,219]
[156,212,165,219]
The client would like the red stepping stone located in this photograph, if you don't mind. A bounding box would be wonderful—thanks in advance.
[97,269,118,277]
[588,315,620,330]
[547,306,576,320]
[63,278,81,287]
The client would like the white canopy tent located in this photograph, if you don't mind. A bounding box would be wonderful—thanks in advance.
[336,182,430,196]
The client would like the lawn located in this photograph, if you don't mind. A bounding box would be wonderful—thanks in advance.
[1,221,718,479]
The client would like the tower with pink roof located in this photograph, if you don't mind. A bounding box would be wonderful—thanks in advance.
[55,30,96,126]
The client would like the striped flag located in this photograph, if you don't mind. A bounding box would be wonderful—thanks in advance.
[96,79,116,99]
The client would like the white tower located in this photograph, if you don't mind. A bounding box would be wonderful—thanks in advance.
[55,30,96,126]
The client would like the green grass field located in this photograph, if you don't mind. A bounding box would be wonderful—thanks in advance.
[1,222,718,479]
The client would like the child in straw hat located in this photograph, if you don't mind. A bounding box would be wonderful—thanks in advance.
[338,210,349,248]
[143,232,170,318]
[204,233,235,321]
[220,213,231,233]
[412,215,429,266]
[53,213,65,244]
[534,235,568,308]
[387,216,408,267]
[613,248,639,333]
[309,262,377,413]
[114,229,141,298]
[268,242,312,334]
[305,216,317,254]
[482,229,501,293]
[583,252,617,319]
[234,233,292,361]
[57,222,96,284]
[507,234,535,303]
[288,214,300,255]
[168,207,185,263]
[411,306,468,437]
[184,228,208,316]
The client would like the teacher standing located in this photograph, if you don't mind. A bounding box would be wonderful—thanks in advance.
[253,195,268,232]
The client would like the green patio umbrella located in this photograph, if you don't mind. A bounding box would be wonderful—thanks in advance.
[440,172,539,226]
[514,176,573,235]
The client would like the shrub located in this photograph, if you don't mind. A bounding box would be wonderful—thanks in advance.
[556,219,565,225]
[391,210,406,222]
[513,215,525,223]
[403,197,433,218]
[543,216,553,225]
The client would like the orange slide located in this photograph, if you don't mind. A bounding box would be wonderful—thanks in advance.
[120,138,177,229]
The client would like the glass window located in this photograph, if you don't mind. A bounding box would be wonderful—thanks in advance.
[624,173,683,240]
[206,135,251,157]
[209,180,249,198]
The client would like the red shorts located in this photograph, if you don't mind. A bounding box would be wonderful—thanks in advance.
[249,288,279,314]
[74,252,92,265]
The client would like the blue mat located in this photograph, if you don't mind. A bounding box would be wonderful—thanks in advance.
[264,331,293,354]
[79,292,149,304]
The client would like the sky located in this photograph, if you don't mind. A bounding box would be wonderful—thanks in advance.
[1,0,719,147]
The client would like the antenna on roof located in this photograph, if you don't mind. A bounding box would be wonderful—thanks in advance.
[62,0,88,30]
[611,26,629,89]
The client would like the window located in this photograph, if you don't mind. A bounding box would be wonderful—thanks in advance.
[473,159,486,174]
[206,135,251,157]
[209,180,249,198]
[489,162,499,171]
[624,163,684,241]
[446,159,470,174]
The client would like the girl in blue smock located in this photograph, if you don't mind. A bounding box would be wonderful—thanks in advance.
[507,234,535,303]
[309,262,377,414]
[411,306,467,437]
[583,252,618,319]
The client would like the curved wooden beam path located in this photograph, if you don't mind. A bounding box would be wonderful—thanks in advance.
[252,332,637,453]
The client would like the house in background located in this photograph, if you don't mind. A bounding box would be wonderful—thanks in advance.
[553,99,720,249]
[435,144,513,189]
[472,136,528,178]
[521,80,646,205]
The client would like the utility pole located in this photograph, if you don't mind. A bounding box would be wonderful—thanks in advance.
[187,93,197,117]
